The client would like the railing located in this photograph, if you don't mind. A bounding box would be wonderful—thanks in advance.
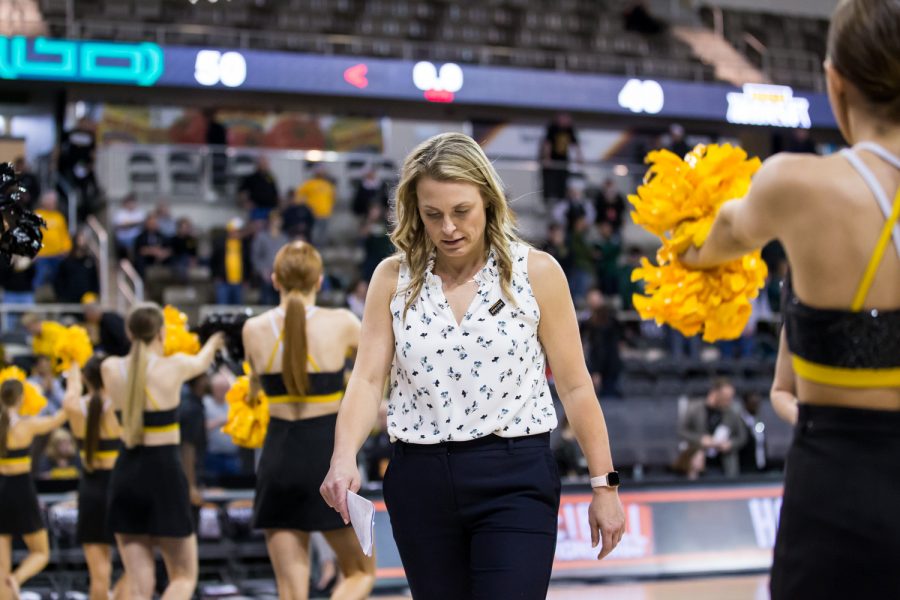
[116,259,143,314]
[0,303,87,334]
[84,215,110,307]
[56,175,79,236]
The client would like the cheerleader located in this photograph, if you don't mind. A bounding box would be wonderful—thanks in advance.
[101,303,224,600]
[680,2,900,596]
[242,241,376,599]
[0,378,67,598]
[62,355,128,600]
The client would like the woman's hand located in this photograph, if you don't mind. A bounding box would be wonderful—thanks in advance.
[208,331,226,353]
[589,488,626,560]
[320,456,361,525]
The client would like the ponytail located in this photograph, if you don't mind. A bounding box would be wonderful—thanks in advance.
[282,291,309,397]
[0,410,9,459]
[83,391,103,471]
[122,342,148,448]
[0,380,24,458]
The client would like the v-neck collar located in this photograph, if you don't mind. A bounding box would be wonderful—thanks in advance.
[425,247,498,327]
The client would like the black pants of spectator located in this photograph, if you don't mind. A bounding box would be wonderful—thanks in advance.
[541,167,569,203]
[383,432,560,600]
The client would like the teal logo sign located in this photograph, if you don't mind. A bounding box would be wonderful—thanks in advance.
[0,36,163,86]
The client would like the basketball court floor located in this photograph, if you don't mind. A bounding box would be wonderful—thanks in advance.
[379,573,769,599]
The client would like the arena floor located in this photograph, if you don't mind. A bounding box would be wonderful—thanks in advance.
[377,574,769,599]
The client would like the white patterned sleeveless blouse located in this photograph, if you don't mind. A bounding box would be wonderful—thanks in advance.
[388,240,557,443]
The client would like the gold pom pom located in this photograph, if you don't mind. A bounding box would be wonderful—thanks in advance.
[163,305,200,356]
[0,366,47,417]
[222,373,269,449]
[53,325,94,374]
[628,144,767,342]
[32,321,65,358]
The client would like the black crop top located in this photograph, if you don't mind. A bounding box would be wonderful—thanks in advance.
[783,276,900,371]
[259,371,345,402]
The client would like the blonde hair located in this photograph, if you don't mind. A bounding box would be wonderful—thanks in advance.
[123,303,164,448]
[272,241,324,396]
[390,132,522,316]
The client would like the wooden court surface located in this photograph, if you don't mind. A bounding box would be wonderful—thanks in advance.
[379,574,770,599]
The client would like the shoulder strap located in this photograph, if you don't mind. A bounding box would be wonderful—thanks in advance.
[852,187,900,311]
[263,307,320,373]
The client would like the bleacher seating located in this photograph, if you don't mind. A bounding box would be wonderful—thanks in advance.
[38,0,716,82]
[701,5,829,90]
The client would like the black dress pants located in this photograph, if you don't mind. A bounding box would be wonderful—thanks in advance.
[383,433,561,600]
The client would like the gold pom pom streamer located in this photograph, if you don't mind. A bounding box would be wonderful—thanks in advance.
[628,144,767,342]
[0,366,48,417]
[163,305,200,356]
[52,325,93,374]
[222,367,269,449]
[32,321,65,358]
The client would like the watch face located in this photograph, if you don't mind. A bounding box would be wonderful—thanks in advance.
[608,472,621,487]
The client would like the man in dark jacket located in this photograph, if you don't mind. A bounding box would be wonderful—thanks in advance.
[83,303,130,356]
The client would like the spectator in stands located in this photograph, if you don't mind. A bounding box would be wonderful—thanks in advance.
[154,200,177,238]
[294,164,336,244]
[352,167,388,218]
[282,190,316,241]
[541,112,582,204]
[346,279,367,319]
[82,302,130,357]
[210,218,249,305]
[0,256,36,329]
[595,178,627,234]
[552,179,596,229]
[579,289,622,398]
[37,428,79,480]
[359,202,393,282]
[239,155,280,221]
[676,378,747,479]
[180,375,208,527]
[204,108,228,190]
[565,213,595,304]
[252,211,289,306]
[553,421,586,477]
[53,229,100,304]
[738,392,767,473]
[33,191,72,290]
[784,128,818,154]
[27,356,65,415]
[170,217,199,281]
[667,325,701,360]
[594,221,622,296]
[667,124,691,158]
[57,117,100,219]
[13,157,40,209]
[203,373,240,480]
[112,194,146,260]
[540,222,569,271]
[623,0,667,34]
[617,247,644,310]
[133,213,172,277]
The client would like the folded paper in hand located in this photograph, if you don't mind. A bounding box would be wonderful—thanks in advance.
[346,490,375,556]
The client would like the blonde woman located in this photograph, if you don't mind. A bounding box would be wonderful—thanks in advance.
[322,133,625,599]
[0,378,67,598]
[680,2,900,596]
[62,355,128,600]
[101,304,224,600]
[242,241,376,600]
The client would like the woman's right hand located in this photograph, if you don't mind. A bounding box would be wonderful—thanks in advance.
[320,457,361,525]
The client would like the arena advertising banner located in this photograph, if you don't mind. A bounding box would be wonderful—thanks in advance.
[0,35,836,128]
[371,483,782,583]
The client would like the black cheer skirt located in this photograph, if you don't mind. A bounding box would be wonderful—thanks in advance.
[770,404,900,599]
[0,473,43,535]
[77,468,114,544]
[253,414,347,532]
[108,445,193,538]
